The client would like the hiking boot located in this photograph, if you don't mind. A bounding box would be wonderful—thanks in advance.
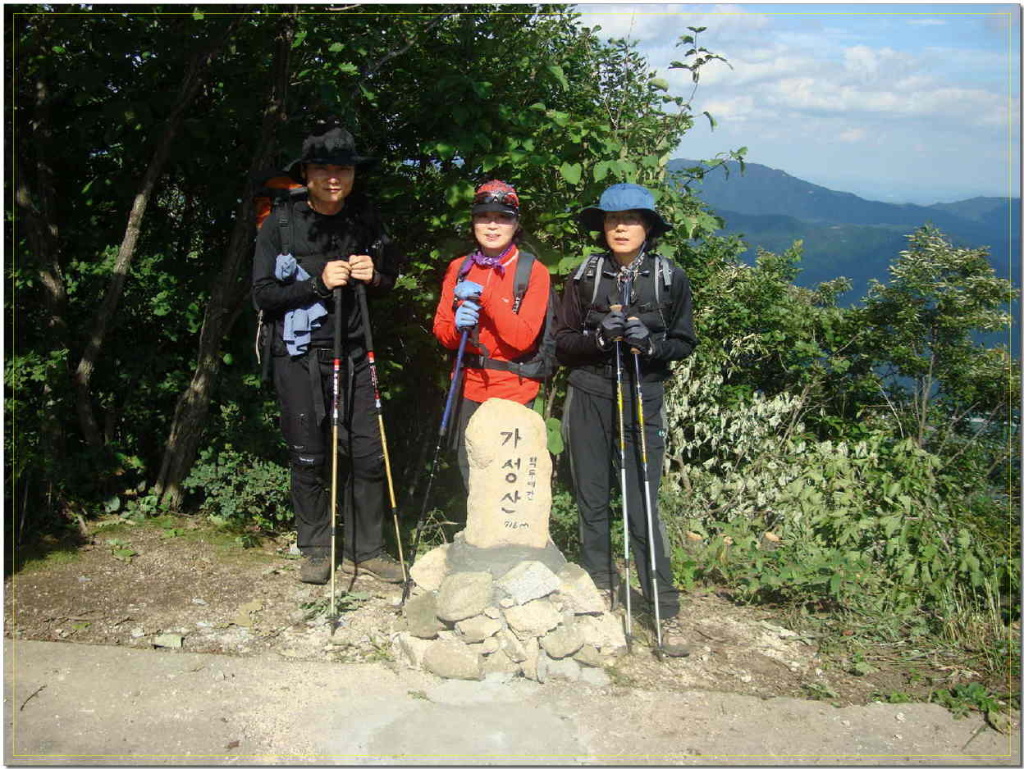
[341,553,405,583]
[299,555,332,585]
[658,612,691,658]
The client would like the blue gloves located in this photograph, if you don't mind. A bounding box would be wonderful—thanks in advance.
[455,300,480,331]
[624,317,654,356]
[454,280,483,301]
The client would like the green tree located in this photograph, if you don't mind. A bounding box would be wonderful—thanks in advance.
[7,6,734,527]
[860,226,1018,453]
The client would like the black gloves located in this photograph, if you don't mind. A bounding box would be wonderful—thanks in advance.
[624,317,655,357]
[596,309,626,349]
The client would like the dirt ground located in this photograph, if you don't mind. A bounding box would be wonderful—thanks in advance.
[3,515,1018,718]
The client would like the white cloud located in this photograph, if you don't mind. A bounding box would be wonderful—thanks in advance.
[572,3,1018,200]
[575,3,771,48]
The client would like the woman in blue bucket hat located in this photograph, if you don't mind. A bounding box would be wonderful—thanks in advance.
[554,183,698,658]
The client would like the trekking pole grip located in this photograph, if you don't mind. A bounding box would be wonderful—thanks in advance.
[627,314,642,355]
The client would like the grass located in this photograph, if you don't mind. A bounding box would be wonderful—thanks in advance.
[13,542,82,573]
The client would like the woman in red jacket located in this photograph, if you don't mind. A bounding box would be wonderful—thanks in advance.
[432,180,552,513]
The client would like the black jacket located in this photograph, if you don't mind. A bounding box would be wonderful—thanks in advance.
[252,193,403,355]
[554,251,697,398]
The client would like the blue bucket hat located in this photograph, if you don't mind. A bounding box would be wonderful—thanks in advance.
[578,183,672,237]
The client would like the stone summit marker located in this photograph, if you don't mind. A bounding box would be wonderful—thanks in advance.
[463,398,552,550]
[396,398,627,682]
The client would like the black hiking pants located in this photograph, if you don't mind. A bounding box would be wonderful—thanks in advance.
[564,383,680,617]
[273,349,385,562]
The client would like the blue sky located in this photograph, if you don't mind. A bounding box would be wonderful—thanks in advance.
[573,3,1021,204]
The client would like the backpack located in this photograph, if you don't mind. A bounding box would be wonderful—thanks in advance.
[457,250,558,381]
[253,170,307,246]
[253,171,307,381]
[572,251,674,328]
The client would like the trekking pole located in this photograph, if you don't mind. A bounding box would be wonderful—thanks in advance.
[354,281,408,588]
[329,285,344,633]
[400,329,470,605]
[610,301,633,653]
[627,313,664,659]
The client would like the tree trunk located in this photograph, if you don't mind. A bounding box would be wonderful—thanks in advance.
[154,14,296,510]
[71,18,239,448]
[14,15,69,517]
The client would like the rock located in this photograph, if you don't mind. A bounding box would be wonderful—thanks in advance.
[482,669,518,684]
[520,637,542,681]
[573,644,607,668]
[498,628,528,663]
[557,564,607,615]
[576,613,628,655]
[499,597,515,609]
[535,651,549,683]
[446,533,567,580]
[505,600,562,638]
[456,615,502,643]
[484,606,501,619]
[579,666,611,687]
[393,633,432,670]
[422,640,482,681]
[544,656,581,682]
[496,561,561,605]
[403,592,444,639]
[152,633,183,649]
[409,544,449,592]
[463,399,552,549]
[478,636,501,655]
[540,624,584,659]
[436,571,494,623]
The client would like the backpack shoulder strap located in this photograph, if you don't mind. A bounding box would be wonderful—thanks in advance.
[276,199,293,257]
[658,253,673,288]
[571,254,605,309]
[511,250,536,314]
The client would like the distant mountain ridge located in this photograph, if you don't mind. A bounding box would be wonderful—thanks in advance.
[666,157,1019,351]
[667,158,1017,286]
[669,158,1017,237]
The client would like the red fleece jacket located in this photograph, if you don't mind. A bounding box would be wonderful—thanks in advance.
[432,246,551,404]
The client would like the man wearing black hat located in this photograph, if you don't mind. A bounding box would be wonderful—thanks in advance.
[252,125,405,585]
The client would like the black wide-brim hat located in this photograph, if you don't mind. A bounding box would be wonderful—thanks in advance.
[286,126,376,181]
[578,183,672,237]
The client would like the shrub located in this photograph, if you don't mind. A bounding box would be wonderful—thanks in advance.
[182,445,291,533]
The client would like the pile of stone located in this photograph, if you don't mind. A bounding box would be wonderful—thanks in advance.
[393,535,627,684]
[392,399,628,684]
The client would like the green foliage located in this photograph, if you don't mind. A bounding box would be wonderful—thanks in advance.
[549,487,581,562]
[931,682,1003,719]
[182,445,291,533]
[659,226,1018,649]
[860,226,1019,448]
[300,591,371,620]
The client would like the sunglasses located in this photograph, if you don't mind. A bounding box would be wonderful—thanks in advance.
[473,190,520,208]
